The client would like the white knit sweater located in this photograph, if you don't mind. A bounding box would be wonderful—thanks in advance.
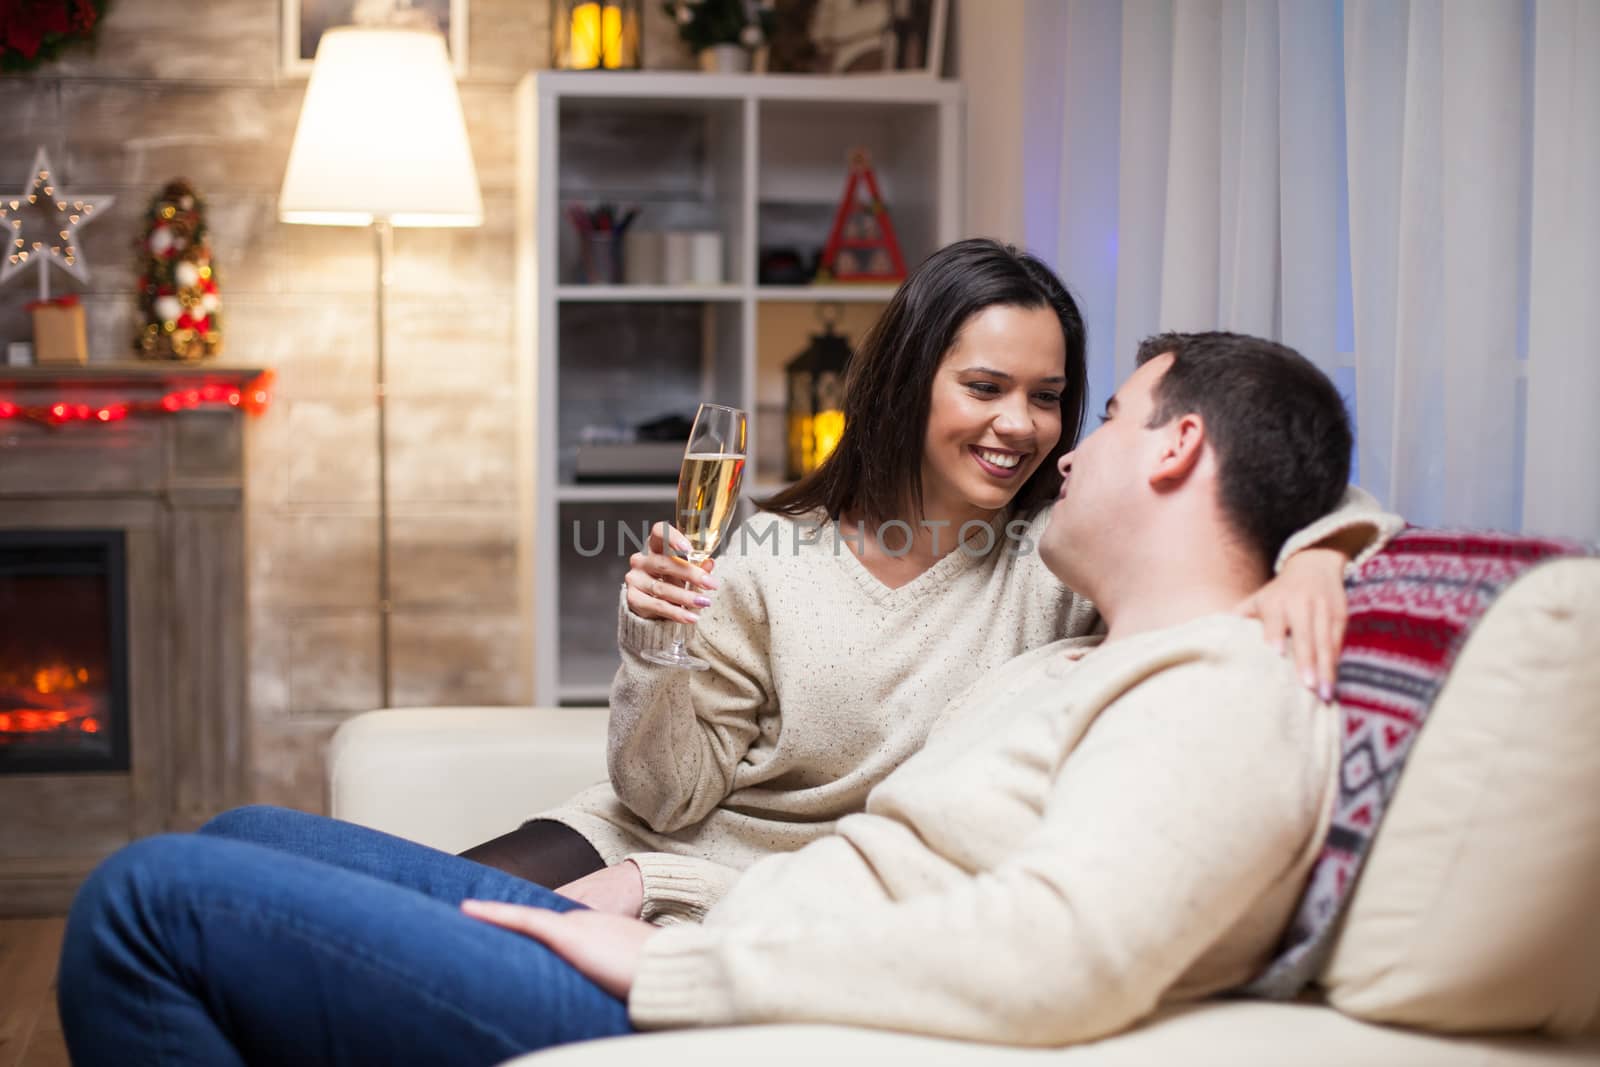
[628,615,1342,1045]
[539,489,1397,914]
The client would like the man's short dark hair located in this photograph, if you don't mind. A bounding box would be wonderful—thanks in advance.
[1136,331,1352,566]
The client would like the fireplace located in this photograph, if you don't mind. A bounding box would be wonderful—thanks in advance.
[1,363,262,914]
[0,530,130,774]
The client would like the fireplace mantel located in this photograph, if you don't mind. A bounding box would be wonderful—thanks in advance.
[0,363,265,914]
[0,361,266,387]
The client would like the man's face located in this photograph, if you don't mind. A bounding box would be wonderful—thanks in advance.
[1037,353,1174,582]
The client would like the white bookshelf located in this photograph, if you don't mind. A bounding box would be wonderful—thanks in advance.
[515,71,964,705]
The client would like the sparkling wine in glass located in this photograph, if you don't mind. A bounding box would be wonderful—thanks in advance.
[641,403,747,671]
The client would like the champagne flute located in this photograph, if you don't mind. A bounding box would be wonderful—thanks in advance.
[641,403,747,671]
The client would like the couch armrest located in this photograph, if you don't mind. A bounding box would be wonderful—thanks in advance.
[328,706,608,853]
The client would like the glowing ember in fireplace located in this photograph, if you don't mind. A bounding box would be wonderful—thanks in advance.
[34,664,90,693]
[0,661,103,744]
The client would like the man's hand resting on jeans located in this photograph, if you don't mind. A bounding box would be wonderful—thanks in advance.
[460,900,657,999]
[555,860,645,917]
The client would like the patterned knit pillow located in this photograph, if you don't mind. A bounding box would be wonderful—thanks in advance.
[1321,554,1600,1034]
[1245,529,1596,1010]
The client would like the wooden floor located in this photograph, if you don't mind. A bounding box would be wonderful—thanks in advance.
[0,918,68,1067]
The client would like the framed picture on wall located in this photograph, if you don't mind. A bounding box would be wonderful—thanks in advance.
[765,0,948,77]
[282,0,468,76]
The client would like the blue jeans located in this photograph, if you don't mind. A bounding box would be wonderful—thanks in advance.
[58,805,634,1067]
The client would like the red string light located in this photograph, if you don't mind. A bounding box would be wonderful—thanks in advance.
[0,371,273,427]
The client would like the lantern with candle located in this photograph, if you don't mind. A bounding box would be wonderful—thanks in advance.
[552,0,642,70]
[785,305,851,481]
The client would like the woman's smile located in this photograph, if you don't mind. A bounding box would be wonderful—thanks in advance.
[971,445,1027,477]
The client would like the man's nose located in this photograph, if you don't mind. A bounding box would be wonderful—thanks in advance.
[1058,451,1073,476]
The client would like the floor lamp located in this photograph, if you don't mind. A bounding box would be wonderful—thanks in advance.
[279,26,483,708]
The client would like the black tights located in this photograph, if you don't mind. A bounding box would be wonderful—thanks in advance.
[457,819,606,889]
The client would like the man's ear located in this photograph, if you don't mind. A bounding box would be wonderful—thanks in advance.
[1148,412,1205,489]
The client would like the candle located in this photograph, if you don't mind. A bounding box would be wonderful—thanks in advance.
[570,2,601,68]
[568,2,627,69]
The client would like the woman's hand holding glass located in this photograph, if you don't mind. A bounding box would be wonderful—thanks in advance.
[639,403,747,670]
[623,522,719,625]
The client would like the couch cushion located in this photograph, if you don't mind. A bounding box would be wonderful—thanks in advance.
[1320,557,1600,1035]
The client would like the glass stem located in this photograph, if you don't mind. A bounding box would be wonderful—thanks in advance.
[666,551,709,657]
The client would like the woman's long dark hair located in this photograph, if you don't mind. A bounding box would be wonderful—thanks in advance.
[760,238,1088,527]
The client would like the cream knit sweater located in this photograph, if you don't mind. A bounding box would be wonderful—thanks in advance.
[628,615,1342,1046]
[540,489,1396,911]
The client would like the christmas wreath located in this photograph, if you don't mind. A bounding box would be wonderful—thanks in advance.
[1,0,108,74]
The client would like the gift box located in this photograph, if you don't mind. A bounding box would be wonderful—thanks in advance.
[28,296,88,365]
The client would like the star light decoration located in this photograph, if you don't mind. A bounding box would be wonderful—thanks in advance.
[0,147,114,300]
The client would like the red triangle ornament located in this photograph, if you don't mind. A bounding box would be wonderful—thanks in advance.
[815,149,907,284]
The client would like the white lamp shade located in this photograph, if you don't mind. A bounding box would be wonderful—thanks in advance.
[279,26,482,228]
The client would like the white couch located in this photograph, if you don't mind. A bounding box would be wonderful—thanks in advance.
[332,695,1597,1065]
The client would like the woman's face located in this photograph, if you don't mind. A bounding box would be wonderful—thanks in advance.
[919,304,1068,520]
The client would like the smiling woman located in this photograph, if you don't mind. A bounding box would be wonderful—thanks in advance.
[454,238,1098,887]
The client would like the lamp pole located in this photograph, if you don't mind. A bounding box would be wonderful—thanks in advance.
[374,217,394,708]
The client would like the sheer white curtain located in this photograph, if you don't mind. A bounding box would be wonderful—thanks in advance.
[1023,0,1599,540]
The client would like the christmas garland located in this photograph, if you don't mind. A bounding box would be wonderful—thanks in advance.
[1,0,108,74]
[0,371,274,428]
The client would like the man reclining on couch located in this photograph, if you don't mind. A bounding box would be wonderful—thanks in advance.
[57,330,1354,1065]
